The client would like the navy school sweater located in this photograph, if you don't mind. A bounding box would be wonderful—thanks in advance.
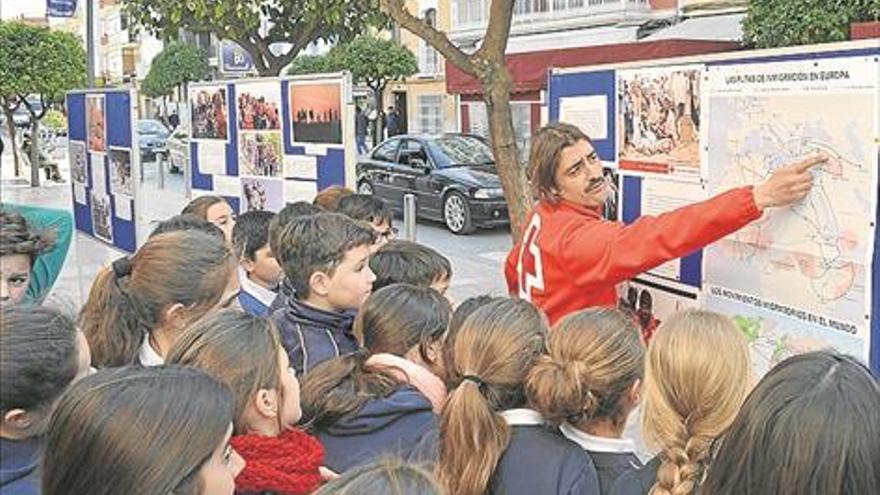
[0,437,41,495]
[271,297,359,375]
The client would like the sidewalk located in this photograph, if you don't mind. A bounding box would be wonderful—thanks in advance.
[2,139,189,307]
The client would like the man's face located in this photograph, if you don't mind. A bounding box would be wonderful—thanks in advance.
[553,139,607,209]
[244,245,284,289]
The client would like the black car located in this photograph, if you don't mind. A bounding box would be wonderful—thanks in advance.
[356,134,508,234]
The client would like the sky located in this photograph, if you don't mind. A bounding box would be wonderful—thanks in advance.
[1,0,48,21]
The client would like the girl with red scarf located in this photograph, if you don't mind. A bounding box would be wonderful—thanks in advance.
[167,310,331,494]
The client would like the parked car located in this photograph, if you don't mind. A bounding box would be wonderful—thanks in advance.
[356,134,508,234]
[166,127,189,174]
[136,119,170,162]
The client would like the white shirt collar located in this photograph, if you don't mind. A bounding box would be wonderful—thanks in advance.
[559,422,636,454]
[238,267,278,307]
[500,408,545,426]
[138,334,164,367]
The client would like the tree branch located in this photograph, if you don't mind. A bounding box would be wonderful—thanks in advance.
[475,0,514,62]
[379,0,477,76]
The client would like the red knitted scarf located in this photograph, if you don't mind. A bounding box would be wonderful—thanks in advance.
[230,428,325,495]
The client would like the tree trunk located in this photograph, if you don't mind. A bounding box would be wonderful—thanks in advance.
[3,108,20,177]
[29,120,41,187]
[483,66,531,240]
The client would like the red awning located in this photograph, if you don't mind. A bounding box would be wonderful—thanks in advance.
[446,39,740,96]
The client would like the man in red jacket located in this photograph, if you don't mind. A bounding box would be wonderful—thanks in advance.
[505,123,824,326]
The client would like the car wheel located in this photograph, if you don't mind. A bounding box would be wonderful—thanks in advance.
[357,180,374,195]
[443,191,475,235]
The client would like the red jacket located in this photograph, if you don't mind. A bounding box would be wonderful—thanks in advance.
[505,186,762,325]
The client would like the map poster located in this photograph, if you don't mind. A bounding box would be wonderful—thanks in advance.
[703,56,878,366]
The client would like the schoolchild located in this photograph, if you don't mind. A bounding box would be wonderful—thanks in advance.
[610,309,750,495]
[270,213,376,374]
[299,348,438,473]
[369,240,452,299]
[41,366,244,495]
[702,350,880,495]
[0,306,91,495]
[149,214,225,240]
[441,294,497,386]
[312,185,354,212]
[337,194,396,246]
[527,308,645,494]
[437,298,600,495]
[355,283,452,413]
[266,201,323,314]
[182,195,237,243]
[0,207,71,305]
[233,211,283,317]
[167,310,327,495]
[80,230,239,367]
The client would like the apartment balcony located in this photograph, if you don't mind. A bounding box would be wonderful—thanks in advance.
[451,0,652,47]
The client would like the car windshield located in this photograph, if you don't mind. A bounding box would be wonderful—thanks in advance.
[427,136,495,168]
[137,120,168,135]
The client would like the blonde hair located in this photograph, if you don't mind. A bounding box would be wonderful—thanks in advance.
[642,309,750,495]
[526,308,644,428]
[437,299,548,495]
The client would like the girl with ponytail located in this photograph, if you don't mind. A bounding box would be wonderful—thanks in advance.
[167,310,328,495]
[438,298,600,495]
[526,308,645,494]
[80,229,239,367]
[610,309,750,495]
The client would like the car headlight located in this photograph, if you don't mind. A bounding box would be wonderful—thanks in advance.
[473,188,503,199]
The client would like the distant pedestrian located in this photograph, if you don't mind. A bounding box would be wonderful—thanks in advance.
[355,107,368,154]
[386,106,400,138]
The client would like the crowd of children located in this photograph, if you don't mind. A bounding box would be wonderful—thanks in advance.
[1,125,878,495]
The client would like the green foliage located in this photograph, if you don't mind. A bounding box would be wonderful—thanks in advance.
[42,109,66,130]
[122,0,387,75]
[331,35,417,90]
[287,54,341,76]
[0,21,87,106]
[733,315,762,343]
[743,0,880,48]
[141,42,210,98]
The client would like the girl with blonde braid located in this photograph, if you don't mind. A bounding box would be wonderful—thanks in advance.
[610,309,750,495]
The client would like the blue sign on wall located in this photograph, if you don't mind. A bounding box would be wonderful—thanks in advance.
[220,41,254,73]
[46,0,77,18]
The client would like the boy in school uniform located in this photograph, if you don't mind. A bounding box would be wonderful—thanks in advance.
[270,212,377,374]
[369,240,453,300]
[337,194,397,246]
[266,201,324,315]
[232,211,283,317]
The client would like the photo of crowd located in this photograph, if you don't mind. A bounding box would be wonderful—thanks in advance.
[290,82,343,144]
[109,148,133,197]
[90,192,113,242]
[238,84,281,130]
[239,132,283,177]
[191,86,229,140]
[241,177,284,212]
[618,68,701,171]
[69,141,87,184]
[86,95,106,153]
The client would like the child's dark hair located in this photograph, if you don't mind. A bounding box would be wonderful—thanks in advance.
[0,305,80,420]
[300,350,402,431]
[268,201,323,258]
[314,457,443,495]
[274,213,376,300]
[702,350,880,495]
[526,308,644,427]
[370,240,452,291]
[233,210,275,260]
[149,214,225,240]
[354,283,451,361]
[80,230,235,367]
[0,209,56,263]
[42,366,233,495]
[337,194,392,225]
